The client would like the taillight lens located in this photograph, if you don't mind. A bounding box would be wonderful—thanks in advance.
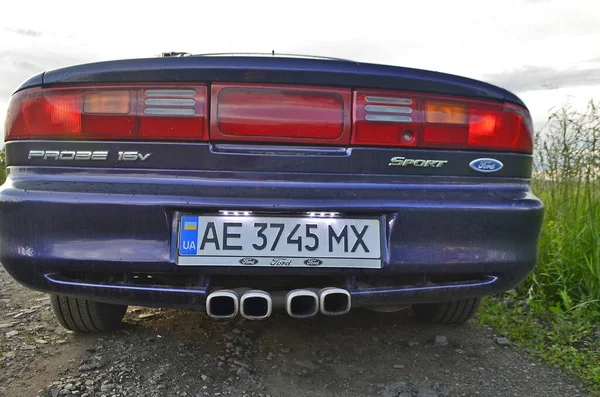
[211,84,351,144]
[353,90,533,153]
[4,85,207,141]
[5,83,532,153]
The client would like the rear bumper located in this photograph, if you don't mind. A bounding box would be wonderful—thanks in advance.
[0,166,544,308]
[41,273,502,310]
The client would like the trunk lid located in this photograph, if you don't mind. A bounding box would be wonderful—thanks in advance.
[23,55,524,107]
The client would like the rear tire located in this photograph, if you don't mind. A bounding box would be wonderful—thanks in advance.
[412,297,481,324]
[50,295,127,333]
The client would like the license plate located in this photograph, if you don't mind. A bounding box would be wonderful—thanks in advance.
[177,214,382,268]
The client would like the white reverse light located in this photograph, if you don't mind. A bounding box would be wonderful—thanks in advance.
[217,210,338,217]
[219,210,252,216]
[307,212,339,217]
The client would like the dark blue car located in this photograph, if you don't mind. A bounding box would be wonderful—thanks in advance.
[0,54,543,332]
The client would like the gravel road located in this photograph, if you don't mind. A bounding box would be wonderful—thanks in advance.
[0,266,589,397]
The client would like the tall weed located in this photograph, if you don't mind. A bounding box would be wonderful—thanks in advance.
[528,101,600,316]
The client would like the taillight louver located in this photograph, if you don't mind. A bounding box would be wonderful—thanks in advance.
[143,89,197,116]
[139,86,207,140]
[364,96,414,123]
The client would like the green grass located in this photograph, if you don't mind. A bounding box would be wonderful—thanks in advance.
[482,177,600,393]
[529,181,600,312]
[479,102,600,394]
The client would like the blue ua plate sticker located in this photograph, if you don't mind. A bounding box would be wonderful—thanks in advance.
[469,158,503,173]
[179,216,199,255]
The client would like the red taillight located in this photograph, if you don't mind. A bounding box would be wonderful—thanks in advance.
[353,90,533,153]
[467,104,532,152]
[8,92,82,137]
[5,83,531,154]
[210,84,351,144]
[4,85,208,141]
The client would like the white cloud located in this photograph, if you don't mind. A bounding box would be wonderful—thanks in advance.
[484,66,600,93]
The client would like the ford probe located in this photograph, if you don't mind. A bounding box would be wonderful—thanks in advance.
[0,54,543,332]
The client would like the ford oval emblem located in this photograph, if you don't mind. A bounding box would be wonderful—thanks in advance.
[304,259,323,267]
[239,257,259,265]
[469,158,503,173]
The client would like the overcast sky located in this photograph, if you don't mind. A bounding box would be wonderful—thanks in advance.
[2,0,600,136]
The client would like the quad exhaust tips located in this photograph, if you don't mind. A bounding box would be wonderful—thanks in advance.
[286,289,319,318]
[240,290,272,320]
[206,290,239,319]
[207,287,351,319]
[318,287,351,316]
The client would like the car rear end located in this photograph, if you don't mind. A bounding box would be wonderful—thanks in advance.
[0,55,543,330]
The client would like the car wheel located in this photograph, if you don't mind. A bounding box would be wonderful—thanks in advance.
[412,297,481,324]
[50,294,127,333]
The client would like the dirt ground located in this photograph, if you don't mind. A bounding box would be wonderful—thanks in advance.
[0,266,589,397]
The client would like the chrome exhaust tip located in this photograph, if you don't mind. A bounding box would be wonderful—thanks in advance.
[318,287,351,316]
[240,290,272,320]
[286,289,319,318]
[206,290,239,319]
